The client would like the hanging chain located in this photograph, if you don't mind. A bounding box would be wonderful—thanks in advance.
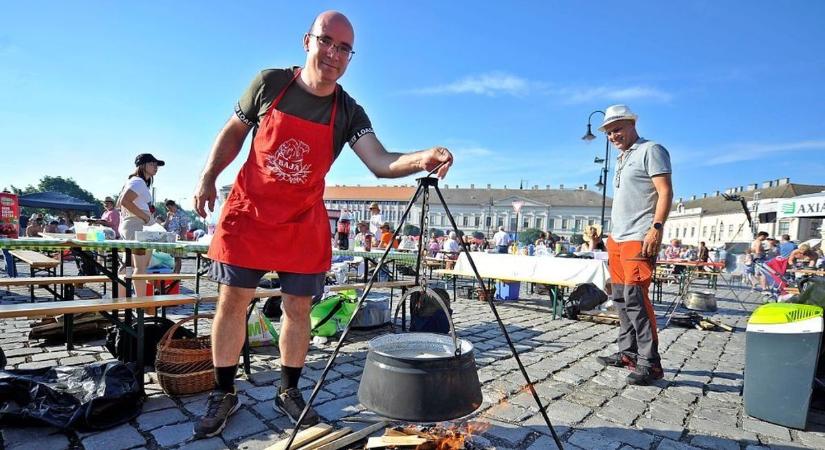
[418,187,431,288]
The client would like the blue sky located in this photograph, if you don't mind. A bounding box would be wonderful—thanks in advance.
[2,1,824,208]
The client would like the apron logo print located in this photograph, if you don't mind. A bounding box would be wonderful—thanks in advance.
[266,138,313,184]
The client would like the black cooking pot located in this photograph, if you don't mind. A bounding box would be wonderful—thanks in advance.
[357,286,482,422]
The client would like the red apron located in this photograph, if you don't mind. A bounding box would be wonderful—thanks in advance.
[207,69,336,273]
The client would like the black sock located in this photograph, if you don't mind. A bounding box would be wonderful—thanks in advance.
[280,365,303,393]
[214,365,238,392]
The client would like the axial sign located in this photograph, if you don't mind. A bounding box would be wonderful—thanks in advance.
[778,194,825,218]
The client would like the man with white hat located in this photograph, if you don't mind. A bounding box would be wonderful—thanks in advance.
[368,202,383,236]
[595,104,673,386]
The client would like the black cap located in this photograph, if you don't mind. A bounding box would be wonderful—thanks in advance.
[134,153,165,167]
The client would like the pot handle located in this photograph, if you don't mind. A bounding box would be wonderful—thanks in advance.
[393,286,461,356]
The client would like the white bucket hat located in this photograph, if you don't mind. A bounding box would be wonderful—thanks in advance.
[598,104,638,132]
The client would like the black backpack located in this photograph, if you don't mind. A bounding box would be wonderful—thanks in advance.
[105,317,195,367]
[408,287,452,334]
[563,283,608,319]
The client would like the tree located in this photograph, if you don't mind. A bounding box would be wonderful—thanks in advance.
[402,224,421,236]
[8,176,101,218]
[518,228,543,245]
[570,233,584,245]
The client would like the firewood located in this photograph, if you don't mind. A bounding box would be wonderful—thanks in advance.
[313,421,387,450]
[295,428,351,450]
[704,317,734,332]
[266,424,332,450]
[365,435,428,448]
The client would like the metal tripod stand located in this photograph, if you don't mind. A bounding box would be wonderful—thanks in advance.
[283,171,564,449]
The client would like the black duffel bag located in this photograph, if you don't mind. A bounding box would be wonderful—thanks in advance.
[105,317,195,367]
[563,283,608,319]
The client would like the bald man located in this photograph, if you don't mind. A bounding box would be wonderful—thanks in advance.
[192,11,454,438]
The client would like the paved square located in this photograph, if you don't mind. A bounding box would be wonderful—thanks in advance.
[2,259,825,449]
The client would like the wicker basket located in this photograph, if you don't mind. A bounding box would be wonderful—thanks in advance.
[475,286,495,302]
[156,314,215,396]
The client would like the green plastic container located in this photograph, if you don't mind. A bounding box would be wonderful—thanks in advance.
[745,303,823,429]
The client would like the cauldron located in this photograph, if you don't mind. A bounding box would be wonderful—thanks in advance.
[357,287,482,421]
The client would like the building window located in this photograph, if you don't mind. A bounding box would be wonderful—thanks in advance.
[575,219,583,231]
[691,227,695,237]
[702,226,707,237]
[778,219,791,236]
[548,218,556,230]
[497,217,504,227]
[675,228,679,238]
[486,216,492,228]
[588,218,596,226]
[728,224,734,235]
[509,217,518,231]
[462,216,469,227]
[561,219,569,230]
[711,226,716,239]
[523,218,529,229]
[535,218,543,230]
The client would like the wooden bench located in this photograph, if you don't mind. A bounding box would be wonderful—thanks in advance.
[116,272,198,296]
[9,250,60,277]
[435,268,575,318]
[0,294,197,389]
[0,275,112,302]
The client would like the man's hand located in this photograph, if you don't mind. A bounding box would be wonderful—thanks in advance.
[419,147,453,179]
[194,180,217,218]
[642,227,663,258]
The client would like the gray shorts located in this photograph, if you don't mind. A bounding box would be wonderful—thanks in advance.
[208,261,325,297]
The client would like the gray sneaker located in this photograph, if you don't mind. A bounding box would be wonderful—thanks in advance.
[193,390,240,439]
[275,387,321,427]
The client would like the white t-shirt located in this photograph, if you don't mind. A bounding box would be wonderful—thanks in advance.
[443,238,461,253]
[493,230,511,246]
[119,177,152,219]
[369,213,383,235]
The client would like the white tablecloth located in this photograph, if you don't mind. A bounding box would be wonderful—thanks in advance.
[452,253,609,290]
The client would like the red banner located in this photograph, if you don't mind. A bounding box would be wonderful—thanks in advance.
[0,192,20,238]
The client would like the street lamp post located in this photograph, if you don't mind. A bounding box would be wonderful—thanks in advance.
[582,110,610,233]
[512,200,524,245]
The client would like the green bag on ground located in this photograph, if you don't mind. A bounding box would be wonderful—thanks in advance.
[310,290,358,337]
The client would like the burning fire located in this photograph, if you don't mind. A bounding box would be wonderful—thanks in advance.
[384,421,491,449]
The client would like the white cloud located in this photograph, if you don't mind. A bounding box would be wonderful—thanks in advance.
[406,72,672,103]
[553,86,673,104]
[407,72,534,96]
[702,140,825,166]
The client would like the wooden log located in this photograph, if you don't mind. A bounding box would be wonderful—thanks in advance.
[295,428,351,450]
[313,421,388,450]
[266,424,332,450]
[577,311,620,326]
[365,435,428,448]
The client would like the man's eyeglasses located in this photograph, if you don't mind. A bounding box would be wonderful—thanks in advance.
[308,34,355,61]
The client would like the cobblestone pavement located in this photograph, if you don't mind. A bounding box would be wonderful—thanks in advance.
[2,259,825,449]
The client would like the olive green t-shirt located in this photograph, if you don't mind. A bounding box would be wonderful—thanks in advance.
[234,67,374,159]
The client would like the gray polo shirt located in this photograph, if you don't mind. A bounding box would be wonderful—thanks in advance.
[610,138,672,242]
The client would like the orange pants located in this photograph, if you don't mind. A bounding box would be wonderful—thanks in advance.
[607,236,660,366]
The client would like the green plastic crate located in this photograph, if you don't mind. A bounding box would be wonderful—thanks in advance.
[749,303,823,325]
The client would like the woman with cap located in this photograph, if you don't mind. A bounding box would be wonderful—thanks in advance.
[116,153,164,292]
[368,202,382,236]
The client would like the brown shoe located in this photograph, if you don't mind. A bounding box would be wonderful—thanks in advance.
[626,365,664,385]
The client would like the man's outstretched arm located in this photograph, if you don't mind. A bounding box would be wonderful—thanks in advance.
[352,134,453,179]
